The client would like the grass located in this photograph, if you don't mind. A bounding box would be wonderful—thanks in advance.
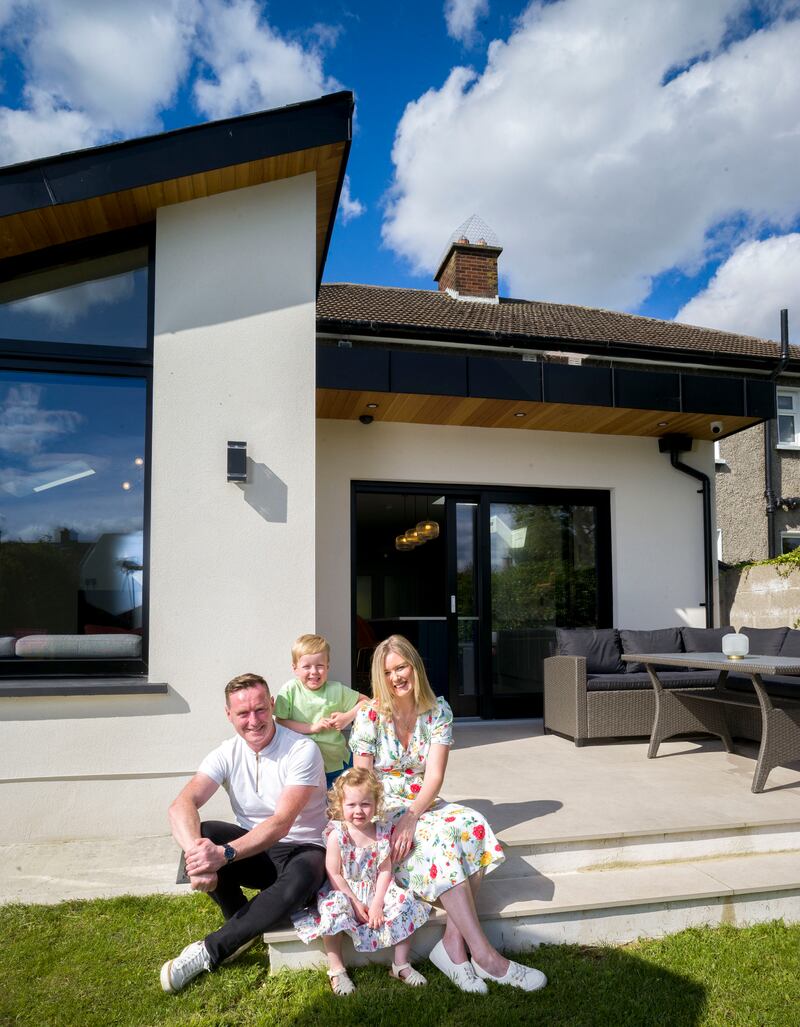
[1,893,799,1027]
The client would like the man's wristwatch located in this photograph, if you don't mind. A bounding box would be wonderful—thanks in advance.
[222,844,237,864]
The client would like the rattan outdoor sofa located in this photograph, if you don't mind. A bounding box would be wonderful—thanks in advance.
[543,625,800,746]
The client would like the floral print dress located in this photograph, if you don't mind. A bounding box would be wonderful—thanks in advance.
[348,696,505,902]
[291,820,431,952]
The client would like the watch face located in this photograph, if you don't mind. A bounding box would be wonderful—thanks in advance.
[224,845,236,862]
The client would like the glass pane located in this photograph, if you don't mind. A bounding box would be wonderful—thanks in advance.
[353,492,446,690]
[456,502,478,698]
[778,394,794,410]
[0,371,147,662]
[490,502,598,698]
[782,535,800,554]
[778,414,796,445]
[0,248,148,348]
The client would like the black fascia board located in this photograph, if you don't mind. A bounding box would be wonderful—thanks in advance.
[0,91,354,217]
[316,315,795,375]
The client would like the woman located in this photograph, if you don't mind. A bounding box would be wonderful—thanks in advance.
[349,634,547,994]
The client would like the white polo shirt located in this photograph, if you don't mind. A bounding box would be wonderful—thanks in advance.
[198,724,327,847]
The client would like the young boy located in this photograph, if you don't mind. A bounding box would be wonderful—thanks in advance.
[274,634,369,787]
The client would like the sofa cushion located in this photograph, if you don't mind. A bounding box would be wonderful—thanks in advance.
[0,636,15,657]
[727,674,800,702]
[619,628,684,673]
[779,629,800,658]
[556,628,623,674]
[738,626,788,657]
[15,634,142,659]
[681,626,733,653]
[587,671,719,692]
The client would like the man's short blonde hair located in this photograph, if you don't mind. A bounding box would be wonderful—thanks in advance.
[225,672,269,707]
[291,633,331,665]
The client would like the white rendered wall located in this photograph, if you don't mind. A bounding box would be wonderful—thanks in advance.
[1,174,318,841]
[316,419,718,672]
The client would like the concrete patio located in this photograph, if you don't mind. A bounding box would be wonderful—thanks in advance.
[4,719,800,969]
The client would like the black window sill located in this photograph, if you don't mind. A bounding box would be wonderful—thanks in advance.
[0,677,168,697]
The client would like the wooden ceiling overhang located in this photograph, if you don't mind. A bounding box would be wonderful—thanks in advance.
[316,343,773,442]
[0,91,353,288]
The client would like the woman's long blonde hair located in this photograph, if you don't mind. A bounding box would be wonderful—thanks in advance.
[369,634,438,716]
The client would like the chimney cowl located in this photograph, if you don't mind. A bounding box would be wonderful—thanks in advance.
[434,215,502,303]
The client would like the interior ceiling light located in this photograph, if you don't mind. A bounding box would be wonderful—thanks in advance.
[416,519,440,539]
[404,528,422,545]
[395,534,415,551]
[33,468,95,493]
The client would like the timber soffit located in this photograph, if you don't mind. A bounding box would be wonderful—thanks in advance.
[0,90,354,290]
[317,282,800,372]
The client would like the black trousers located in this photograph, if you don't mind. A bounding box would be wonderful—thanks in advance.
[199,821,326,967]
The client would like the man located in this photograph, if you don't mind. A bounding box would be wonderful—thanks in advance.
[160,672,328,993]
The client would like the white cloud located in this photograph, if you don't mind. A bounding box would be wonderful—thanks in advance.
[338,175,365,225]
[193,0,341,119]
[675,234,800,342]
[445,0,489,45]
[384,0,800,311]
[0,0,199,162]
[0,384,83,457]
[8,274,134,327]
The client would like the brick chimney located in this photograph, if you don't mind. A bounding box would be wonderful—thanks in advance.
[434,215,502,303]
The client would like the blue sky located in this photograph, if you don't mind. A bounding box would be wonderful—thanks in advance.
[1,0,800,340]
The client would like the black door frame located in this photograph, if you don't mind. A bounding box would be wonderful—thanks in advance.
[351,481,613,718]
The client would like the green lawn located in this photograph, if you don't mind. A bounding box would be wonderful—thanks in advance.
[1,893,798,1027]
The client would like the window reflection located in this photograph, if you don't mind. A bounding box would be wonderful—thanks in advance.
[0,248,148,348]
[0,371,146,662]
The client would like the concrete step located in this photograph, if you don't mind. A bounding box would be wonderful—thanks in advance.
[265,849,800,972]
[497,818,800,876]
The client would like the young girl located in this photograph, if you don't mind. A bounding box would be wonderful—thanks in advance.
[291,767,431,995]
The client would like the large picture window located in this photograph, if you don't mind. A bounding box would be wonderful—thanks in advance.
[0,231,152,680]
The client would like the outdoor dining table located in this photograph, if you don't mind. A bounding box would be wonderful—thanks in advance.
[622,651,800,793]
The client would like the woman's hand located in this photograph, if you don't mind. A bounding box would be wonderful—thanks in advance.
[350,898,370,924]
[390,811,418,862]
[367,902,385,929]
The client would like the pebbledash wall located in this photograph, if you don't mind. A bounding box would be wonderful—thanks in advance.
[4,174,319,841]
[315,418,717,667]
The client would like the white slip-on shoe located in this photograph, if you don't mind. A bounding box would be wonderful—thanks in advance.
[160,940,212,993]
[390,961,427,986]
[429,939,488,994]
[472,957,547,992]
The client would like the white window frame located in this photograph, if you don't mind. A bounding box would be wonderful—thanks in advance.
[780,531,800,555]
[776,387,800,450]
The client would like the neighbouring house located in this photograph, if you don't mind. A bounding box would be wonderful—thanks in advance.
[0,90,788,843]
[716,342,800,566]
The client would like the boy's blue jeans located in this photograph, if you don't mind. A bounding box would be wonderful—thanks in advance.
[325,754,352,789]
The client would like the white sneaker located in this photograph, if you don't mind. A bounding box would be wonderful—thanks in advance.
[472,957,547,992]
[429,939,488,994]
[160,940,212,993]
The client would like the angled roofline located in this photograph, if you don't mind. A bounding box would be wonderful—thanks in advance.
[0,90,354,290]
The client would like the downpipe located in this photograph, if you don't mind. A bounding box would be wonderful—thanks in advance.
[659,435,713,628]
[765,309,790,558]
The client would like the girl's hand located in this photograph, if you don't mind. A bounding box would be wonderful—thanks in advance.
[310,717,332,734]
[350,899,370,924]
[326,711,349,730]
[391,811,418,862]
[367,903,385,929]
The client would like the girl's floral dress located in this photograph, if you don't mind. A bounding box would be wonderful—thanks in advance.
[291,820,431,952]
[348,696,505,902]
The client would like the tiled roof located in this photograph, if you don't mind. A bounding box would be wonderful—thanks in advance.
[318,283,797,365]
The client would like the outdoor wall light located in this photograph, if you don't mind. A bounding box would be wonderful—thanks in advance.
[227,441,247,483]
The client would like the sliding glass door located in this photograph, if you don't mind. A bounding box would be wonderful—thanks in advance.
[352,483,611,718]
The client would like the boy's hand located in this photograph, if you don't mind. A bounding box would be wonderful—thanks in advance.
[326,711,350,730]
[367,903,385,929]
[350,899,370,924]
[310,717,333,734]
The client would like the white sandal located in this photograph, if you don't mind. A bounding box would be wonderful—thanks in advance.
[390,962,427,987]
[326,967,356,996]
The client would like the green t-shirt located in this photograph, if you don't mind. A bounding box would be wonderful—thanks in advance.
[274,678,362,773]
